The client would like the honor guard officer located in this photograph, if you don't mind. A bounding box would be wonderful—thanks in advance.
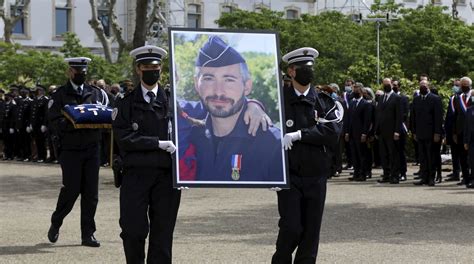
[16,87,33,161]
[112,45,180,263]
[272,48,343,263]
[47,57,108,247]
[29,85,49,162]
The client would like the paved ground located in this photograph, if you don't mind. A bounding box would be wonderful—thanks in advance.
[0,161,473,264]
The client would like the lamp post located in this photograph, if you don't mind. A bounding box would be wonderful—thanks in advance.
[362,14,390,85]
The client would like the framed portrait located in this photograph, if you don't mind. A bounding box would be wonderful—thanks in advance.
[169,28,288,188]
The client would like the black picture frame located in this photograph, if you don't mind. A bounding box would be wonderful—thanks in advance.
[169,27,289,188]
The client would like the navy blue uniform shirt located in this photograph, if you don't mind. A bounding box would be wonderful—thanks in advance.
[190,103,283,182]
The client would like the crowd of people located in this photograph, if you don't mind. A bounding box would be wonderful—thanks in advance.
[306,75,473,189]
[1,74,473,191]
[0,79,132,166]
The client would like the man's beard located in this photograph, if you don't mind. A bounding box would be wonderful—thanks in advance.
[202,94,245,118]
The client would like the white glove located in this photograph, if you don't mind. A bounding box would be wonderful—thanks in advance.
[41,125,48,133]
[269,187,282,192]
[26,125,32,133]
[9,128,14,134]
[283,131,302,150]
[158,140,176,153]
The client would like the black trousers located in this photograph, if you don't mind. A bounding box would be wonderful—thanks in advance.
[120,168,181,264]
[372,139,381,167]
[350,138,368,178]
[51,147,100,238]
[469,145,474,181]
[364,141,373,176]
[2,129,15,159]
[33,130,47,161]
[47,133,57,160]
[417,139,435,182]
[17,129,31,159]
[456,133,470,181]
[398,133,407,176]
[412,137,419,164]
[344,141,352,166]
[449,142,461,176]
[100,131,111,165]
[272,176,327,264]
[379,135,400,179]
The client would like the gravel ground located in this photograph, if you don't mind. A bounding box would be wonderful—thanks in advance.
[0,161,473,264]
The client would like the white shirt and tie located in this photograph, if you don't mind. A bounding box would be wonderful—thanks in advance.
[141,84,158,103]
[70,80,84,95]
[294,87,310,97]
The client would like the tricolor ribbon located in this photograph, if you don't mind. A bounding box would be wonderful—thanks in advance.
[460,94,469,113]
[450,96,455,113]
[231,154,242,171]
[343,92,349,108]
[231,154,242,181]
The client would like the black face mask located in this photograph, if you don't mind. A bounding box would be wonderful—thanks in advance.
[353,92,361,99]
[419,86,428,95]
[383,85,392,93]
[72,73,86,86]
[461,85,470,93]
[392,86,399,93]
[142,70,160,86]
[294,66,314,86]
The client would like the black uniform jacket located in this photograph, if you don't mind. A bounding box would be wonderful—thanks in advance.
[15,96,33,130]
[30,95,49,129]
[410,93,443,140]
[284,86,342,178]
[48,81,106,150]
[112,85,172,170]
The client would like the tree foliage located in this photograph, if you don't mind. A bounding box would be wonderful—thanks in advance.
[216,6,474,93]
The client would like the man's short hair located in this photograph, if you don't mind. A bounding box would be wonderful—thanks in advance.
[195,62,251,84]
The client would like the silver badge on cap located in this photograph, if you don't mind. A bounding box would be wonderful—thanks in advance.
[111,108,118,121]
[286,119,294,127]
[132,123,139,131]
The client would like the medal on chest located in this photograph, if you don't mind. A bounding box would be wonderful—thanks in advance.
[231,154,242,181]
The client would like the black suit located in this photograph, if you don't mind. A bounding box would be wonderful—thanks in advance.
[374,92,402,181]
[411,93,443,183]
[398,93,409,177]
[463,107,474,184]
[444,95,461,178]
[345,98,372,179]
[453,92,473,183]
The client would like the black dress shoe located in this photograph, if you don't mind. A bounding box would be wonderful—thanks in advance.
[457,179,466,186]
[377,178,390,183]
[413,171,420,176]
[428,179,435,186]
[400,175,407,182]
[446,177,460,182]
[467,181,474,189]
[48,225,59,243]
[414,176,421,180]
[390,178,399,184]
[82,235,100,247]
[413,180,426,186]
[367,172,372,179]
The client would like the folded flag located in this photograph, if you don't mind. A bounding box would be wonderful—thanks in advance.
[62,104,113,129]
